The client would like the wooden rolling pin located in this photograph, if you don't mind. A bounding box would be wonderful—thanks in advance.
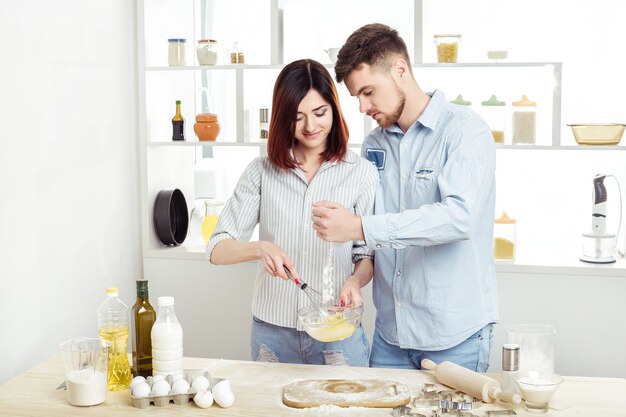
[421,359,521,404]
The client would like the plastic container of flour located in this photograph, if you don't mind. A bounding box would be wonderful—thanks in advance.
[129,370,223,408]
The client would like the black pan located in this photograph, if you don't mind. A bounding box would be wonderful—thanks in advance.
[153,189,189,246]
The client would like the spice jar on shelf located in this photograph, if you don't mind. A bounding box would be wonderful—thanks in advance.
[512,95,536,145]
[230,42,245,64]
[434,34,461,63]
[480,95,506,144]
[494,212,516,261]
[193,113,220,141]
[196,39,218,65]
[167,38,186,66]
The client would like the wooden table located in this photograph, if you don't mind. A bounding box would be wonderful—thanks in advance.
[1,355,625,416]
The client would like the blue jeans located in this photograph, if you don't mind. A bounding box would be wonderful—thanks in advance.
[369,324,494,371]
[250,316,370,367]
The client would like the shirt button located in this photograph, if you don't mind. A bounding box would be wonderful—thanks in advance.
[396,271,401,276]
[376,244,382,248]
[396,302,402,308]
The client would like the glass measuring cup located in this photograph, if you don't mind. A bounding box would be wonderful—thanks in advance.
[59,338,111,406]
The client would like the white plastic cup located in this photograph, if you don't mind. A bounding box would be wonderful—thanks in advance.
[59,338,111,406]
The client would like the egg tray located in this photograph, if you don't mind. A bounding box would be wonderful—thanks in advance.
[130,369,223,409]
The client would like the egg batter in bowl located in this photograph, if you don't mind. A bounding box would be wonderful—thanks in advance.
[297,304,363,342]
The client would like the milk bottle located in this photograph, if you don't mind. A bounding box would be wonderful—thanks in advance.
[151,296,184,378]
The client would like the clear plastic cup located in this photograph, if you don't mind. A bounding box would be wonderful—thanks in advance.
[59,338,111,406]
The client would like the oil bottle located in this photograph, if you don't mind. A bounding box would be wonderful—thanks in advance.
[172,100,185,141]
[131,279,156,377]
[97,287,132,391]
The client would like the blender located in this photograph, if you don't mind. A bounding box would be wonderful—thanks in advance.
[580,174,622,263]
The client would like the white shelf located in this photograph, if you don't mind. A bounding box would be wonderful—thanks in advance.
[144,245,626,276]
[147,141,263,147]
[496,144,625,150]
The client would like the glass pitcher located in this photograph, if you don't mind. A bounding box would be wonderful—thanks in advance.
[190,199,224,244]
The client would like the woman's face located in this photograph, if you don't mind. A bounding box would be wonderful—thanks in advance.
[294,89,333,152]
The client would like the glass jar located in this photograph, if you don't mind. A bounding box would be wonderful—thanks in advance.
[230,42,244,64]
[449,94,472,107]
[434,34,461,63]
[193,113,220,141]
[481,95,506,144]
[190,199,224,244]
[167,38,186,66]
[512,95,536,145]
[196,39,218,65]
[493,211,516,261]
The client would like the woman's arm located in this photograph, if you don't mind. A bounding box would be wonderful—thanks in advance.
[211,239,298,280]
[339,258,373,306]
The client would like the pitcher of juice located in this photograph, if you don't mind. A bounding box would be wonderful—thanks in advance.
[191,199,224,243]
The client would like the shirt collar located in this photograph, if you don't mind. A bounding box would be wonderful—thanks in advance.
[383,90,447,134]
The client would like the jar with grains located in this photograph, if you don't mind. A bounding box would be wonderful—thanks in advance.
[512,95,536,145]
[168,38,186,66]
[196,39,218,65]
[494,212,516,261]
[480,95,506,144]
[434,34,461,63]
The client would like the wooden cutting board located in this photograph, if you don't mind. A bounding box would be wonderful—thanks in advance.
[282,379,411,408]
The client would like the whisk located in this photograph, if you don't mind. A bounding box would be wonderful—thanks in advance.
[283,266,327,316]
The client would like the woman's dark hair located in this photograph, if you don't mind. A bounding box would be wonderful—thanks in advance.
[268,59,348,170]
[335,23,412,83]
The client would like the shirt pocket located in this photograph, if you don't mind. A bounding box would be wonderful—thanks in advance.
[408,164,440,206]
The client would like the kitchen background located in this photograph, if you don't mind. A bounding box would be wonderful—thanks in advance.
[1,0,625,384]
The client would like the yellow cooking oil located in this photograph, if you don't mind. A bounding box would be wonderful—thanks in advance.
[201,215,219,243]
[306,314,356,342]
[98,325,132,391]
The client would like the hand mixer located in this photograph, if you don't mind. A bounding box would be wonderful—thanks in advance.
[580,174,623,263]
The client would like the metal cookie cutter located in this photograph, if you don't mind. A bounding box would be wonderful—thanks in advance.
[392,405,428,417]
[485,410,517,416]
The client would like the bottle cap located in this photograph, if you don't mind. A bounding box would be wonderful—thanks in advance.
[259,108,269,123]
[176,100,181,105]
[512,95,536,107]
[495,211,516,224]
[502,343,520,371]
[450,94,472,106]
[158,296,175,306]
[106,287,118,297]
[481,94,505,106]
[136,280,149,290]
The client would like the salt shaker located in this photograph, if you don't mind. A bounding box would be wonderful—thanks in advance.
[502,344,520,395]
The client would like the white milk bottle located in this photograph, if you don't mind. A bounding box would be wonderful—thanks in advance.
[151,296,184,378]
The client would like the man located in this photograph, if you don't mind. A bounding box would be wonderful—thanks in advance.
[312,23,498,372]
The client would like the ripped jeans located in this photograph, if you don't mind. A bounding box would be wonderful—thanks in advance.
[250,316,369,366]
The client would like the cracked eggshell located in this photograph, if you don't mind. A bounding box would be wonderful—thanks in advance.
[191,375,210,392]
[212,380,235,408]
[171,378,191,395]
[193,390,214,408]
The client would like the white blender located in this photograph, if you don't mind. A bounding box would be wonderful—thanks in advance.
[580,174,623,263]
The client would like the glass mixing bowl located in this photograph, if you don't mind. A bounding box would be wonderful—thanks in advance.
[297,304,363,342]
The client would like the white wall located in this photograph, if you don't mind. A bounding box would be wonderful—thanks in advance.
[0,1,140,383]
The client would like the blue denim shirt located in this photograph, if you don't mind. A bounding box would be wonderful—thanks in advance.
[361,90,498,350]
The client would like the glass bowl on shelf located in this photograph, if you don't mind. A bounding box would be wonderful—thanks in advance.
[297,304,363,342]
[568,123,625,145]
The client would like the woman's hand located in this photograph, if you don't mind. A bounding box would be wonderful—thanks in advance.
[256,241,298,281]
[340,275,364,307]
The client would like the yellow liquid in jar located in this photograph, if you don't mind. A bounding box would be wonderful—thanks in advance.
[494,237,515,260]
[202,215,219,243]
[98,325,132,391]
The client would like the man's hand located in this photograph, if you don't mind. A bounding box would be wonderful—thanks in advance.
[312,201,364,243]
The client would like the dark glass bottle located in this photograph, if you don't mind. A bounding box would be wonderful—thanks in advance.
[172,100,185,141]
[131,279,156,377]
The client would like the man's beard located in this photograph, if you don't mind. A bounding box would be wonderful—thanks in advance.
[376,89,406,128]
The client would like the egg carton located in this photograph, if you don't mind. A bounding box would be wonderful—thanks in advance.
[130,369,223,409]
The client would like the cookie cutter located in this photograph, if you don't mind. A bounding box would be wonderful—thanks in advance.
[485,410,517,416]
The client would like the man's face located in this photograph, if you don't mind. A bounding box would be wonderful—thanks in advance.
[344,63,405,128]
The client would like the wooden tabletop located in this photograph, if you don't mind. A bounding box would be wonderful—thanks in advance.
[1,355,625,416]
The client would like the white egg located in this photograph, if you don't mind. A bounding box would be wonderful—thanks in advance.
[212,379,235,408]
[130,376,146,390]
[150,379,171,397]
[191,375,210,392]
[193,390,214,408]
[132,381,151,398]
[171,378,191,395]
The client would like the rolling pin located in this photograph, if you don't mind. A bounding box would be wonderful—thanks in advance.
[421,359,521,404]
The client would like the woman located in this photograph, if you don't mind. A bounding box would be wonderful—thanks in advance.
[207,59,378,366]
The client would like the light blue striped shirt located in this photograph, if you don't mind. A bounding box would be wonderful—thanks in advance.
[361,90,499,350]
[207,151,378,330]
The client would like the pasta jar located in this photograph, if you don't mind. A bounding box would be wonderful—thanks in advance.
[512,95,536,145]
[168,38,186,66]
[434,34,461,63]
[480,95,506,144]
[494,212,516,261]
[196,39,218,65]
